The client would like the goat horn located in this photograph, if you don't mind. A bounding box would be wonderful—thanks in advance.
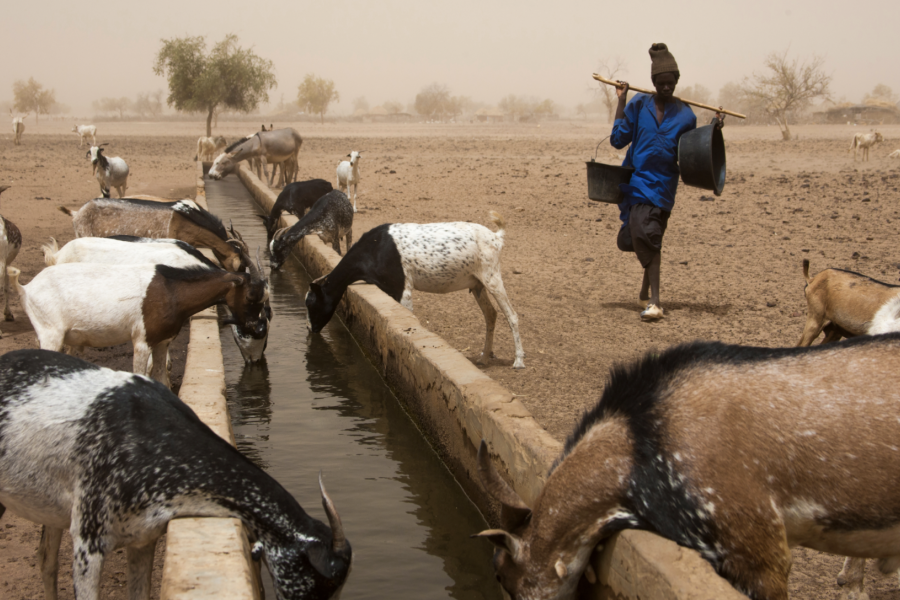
[477,440,533,530]
[319,472,347,553]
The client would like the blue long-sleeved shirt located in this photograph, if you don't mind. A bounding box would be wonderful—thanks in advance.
[610,93,696,225]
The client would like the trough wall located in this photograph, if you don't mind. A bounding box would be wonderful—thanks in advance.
[236,165,746,600]
[158,170,261,600]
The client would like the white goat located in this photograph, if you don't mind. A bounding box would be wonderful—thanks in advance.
[849,131,884,161]
[8,259,268,389]
[0,186,21,328]
[71,124,97,147]
[10,111,27,146]
[305,211,525,369]
[87,145,129,198]
[336,151,362,212]
[41,236,216,269]
[889,149,900,159]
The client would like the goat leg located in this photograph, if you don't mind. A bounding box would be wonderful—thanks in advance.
[472,283,498,364]
[39,526,63,600]
[837,557,869,600]
[71,536,106,600]
[483,274,525,369]
[127,538,158,600]
[0,501,5,520]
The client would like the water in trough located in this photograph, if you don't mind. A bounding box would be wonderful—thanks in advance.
[205,176,502,600]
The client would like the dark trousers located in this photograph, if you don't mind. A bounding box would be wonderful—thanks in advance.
[616,203,670,268]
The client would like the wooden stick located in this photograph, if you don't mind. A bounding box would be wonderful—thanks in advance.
[592,73,747,119]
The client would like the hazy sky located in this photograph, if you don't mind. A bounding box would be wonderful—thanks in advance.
[2,0,897,116]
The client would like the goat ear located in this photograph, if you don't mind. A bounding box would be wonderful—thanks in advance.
[250,541,264,562]
[473,529,523,563]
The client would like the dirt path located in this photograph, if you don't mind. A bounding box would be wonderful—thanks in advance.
[2,121,900,598]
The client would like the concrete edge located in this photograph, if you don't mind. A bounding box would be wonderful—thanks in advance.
[158,166,260,600]
[235,165,746,600]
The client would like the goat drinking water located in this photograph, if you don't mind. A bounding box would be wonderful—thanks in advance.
[0,348,352,600]
[269,190,354,270]
[476,334,900,600]
[259,178,334,240]
[304,211,525,369]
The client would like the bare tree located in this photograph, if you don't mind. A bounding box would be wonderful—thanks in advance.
[415,83,451,121]
[743,49,831,140]
[591,56,627,123]
[93,97,132,119]
[13,78,57,123]
[678,84,712,117]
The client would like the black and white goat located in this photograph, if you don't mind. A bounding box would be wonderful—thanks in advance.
[476,334,900,600]
[259,178,334,240]
[335,151,361,212]
[0,186,21,328]
[305,211,525,369]
[8,253,268,388]
[0,349,352,600]
[87,144,129,198]
[269,190,354,270]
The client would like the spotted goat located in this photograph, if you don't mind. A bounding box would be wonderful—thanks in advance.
[305,211,525,369]
[0,349,351,600]
[475,334,900,600]
[269,190,354,270]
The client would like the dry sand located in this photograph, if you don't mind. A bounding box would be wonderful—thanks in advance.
[2,119,900,598]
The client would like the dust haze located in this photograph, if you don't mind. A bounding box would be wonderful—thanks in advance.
[1,0,897,115]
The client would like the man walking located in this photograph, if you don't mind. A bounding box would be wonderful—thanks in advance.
[611,43,715,321]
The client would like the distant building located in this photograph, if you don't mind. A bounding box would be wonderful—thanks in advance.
[475,107,505,123]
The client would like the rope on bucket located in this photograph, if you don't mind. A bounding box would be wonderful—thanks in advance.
[591,136,612,163]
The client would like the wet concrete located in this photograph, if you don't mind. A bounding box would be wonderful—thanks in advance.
[205,176,502,600]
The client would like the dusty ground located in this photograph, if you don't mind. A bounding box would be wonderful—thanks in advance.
[2,120,900,598]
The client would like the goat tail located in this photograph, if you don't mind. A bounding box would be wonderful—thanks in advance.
[6,267,23,299]
[58,206,75,217]
[802,259,812,284]
[41,237,59,266]
[489,210,506,234]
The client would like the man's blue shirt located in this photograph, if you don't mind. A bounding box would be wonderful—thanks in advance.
[610,93,696,225]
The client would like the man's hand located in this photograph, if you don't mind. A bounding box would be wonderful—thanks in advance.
[616,81,630,101]
[713,107,726,129]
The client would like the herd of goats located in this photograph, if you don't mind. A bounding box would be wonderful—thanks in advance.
[1,122,900,600]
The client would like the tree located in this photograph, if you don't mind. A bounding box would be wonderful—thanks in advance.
[499,94,538,121]
[13,78,56,123]
[591,56,627,123]
[352,96,369,114]
[296,75,340,123]
[134,90,164,119]
[534,99,556,118]
[154,34,277,136]
[383,100,403,115]
[93,97,132,119]
[575,103,588,120]
[677,84,713,118]
[864,84,898,105]
[415,83,451,120]
[743,49,831,140]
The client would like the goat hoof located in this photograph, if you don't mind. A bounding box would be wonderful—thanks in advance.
[513,359,526,370]
[4,312,14,322]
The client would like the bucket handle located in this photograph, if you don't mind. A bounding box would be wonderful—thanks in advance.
[591,136,611,162]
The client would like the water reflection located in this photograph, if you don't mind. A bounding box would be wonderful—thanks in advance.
[207,176,500,600]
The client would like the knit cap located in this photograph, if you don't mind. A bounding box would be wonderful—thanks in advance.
[649,43,679,77]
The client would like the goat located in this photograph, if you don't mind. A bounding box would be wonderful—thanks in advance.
[336,151,362,212]
[476,334,900,600]
[0,185,21,327]
[71,124,97,147]
[8,255,267,389]
[305,211,525,369]
[58,198,248,272]
[87,144,129,198]
[10,110,27,145]
[796,259,900,346]
[889,149,900,159]
[43,235,271,364]
[849,131,884,161]
[269,190,354,270]
[0,348,351,600]
[259,178,334,240]
[196,135,227,162]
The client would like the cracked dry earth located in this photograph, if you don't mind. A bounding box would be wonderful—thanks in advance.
[2,121,900,599]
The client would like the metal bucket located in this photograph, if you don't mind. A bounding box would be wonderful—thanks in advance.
[586,138,634,204]
[678,124,726,195]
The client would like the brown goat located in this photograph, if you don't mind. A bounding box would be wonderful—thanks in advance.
[476,335,900,600]
[58,198,248,272]
[797,259,900,346]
